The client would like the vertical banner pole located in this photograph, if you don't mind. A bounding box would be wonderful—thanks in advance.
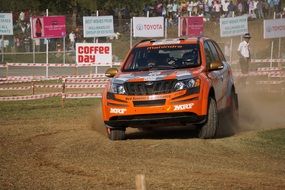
[230,38,233,63]
[278,14,282,68]
[178,17,181,37]
[33,39,35,63]
[1,35,4,62]
[45,9,49,78]
[164,18,167,39]
[63,37,66,64]
[270,12,276,68]
[94,10,99,74]
[130,18,133,49]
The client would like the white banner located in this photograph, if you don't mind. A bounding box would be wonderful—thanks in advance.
[133,17,164,37]
[83,16,114,38]
[0,13,13,35]
[220,15,248,37]
[76,43,112,65]
[264,18,285,39]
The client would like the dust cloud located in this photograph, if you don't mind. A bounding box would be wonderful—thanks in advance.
[89,100,106,136]
[237,83,285,132]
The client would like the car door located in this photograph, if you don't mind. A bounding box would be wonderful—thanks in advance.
[212,41,230,109]
[204,40,225,110]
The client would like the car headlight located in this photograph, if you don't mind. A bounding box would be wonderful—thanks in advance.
[174,78,200,91]
[110,83,126,94]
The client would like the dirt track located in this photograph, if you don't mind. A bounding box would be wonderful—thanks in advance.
[0,86,285,189]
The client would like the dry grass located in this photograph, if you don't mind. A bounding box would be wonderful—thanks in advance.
[0,84,285,189]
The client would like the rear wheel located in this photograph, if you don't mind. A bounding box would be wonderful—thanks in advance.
[106,127,126,141]
[229,91,239,128]
[198,98,218,139]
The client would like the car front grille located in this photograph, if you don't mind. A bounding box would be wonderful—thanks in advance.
[124,80,177,95]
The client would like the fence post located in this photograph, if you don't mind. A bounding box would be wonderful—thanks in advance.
[135,174,146,190]
[32,81,35,95]
[5,62,8,77]
[61,78,66,108]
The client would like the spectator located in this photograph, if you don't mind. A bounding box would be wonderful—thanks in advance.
[188,1,194,16]
[228,1,236,17]
[256,0,264,18]
[167,0,173,19]
[69,31,76,50]
[222,0,230,17]
[237,0,244,15]
[248,0,256,18]
[237,33,251,87]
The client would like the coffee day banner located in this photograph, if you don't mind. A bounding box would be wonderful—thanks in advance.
[76,43,112,65]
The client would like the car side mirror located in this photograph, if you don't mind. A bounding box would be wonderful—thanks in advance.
[105,68,118,78]
[208,61,224,71]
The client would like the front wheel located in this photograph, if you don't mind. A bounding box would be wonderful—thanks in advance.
[106,127,126,141]
[198,98,218,139]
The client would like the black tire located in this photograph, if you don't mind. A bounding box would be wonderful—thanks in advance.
[216,91,239,138]
[107,128,126,141]
[198,98,218,139]
[229,92,239,128]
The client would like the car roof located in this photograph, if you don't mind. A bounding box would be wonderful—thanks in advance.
[135,36,209,48]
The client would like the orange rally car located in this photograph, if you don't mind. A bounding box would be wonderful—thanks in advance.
[102,37,238,140]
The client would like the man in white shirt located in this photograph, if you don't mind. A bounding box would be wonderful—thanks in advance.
[237,33,251,86]
[69,31,76,50]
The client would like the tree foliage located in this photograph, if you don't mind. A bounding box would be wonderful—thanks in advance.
[0,0,154,15]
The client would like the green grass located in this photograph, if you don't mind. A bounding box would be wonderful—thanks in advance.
[258,129,285,147]
[0,98,100,121]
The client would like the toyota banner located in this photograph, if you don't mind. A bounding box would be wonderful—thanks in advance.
[133,17,164,37]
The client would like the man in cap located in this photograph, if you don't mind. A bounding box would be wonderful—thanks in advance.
[237,33,251,86]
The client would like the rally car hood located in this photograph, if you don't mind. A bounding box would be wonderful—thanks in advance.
[112,69,200,84]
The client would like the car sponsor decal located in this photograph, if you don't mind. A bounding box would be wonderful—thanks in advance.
[125,94,171,101]
[110,108,127,114]
[173,103,194,111]
[113,70,194,84]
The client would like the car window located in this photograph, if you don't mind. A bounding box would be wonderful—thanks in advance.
[212,41,226,62]
[123,44,201,71]
[204,41,213,66]
[207,41,220,62]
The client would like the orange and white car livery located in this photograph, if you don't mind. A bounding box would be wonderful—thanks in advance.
[102,37,238,140]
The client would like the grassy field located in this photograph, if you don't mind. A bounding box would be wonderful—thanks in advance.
[0,90,285,189]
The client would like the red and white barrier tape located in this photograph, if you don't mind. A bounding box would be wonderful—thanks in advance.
[256,81,284,85]
[0,93,61,101]
[63,93,102,99]
[65,78,109,83]
[34,84,62,88]
[65,84,106,89]
[0,79,42,84]
[251,59,285,63]
[268,73,285,78]
[0,74,106,81]
[233,72,269,77]
[0,76,60,81]
[230,59,285,65]
[0,86,32,91]
[5,62,121,67]
[257,67,282,72]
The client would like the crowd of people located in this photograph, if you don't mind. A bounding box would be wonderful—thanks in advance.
[0,0,284,53]
[143,0,284,23]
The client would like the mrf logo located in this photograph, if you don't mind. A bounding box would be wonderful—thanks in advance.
[110,108,126,114]
[174,103,194,111]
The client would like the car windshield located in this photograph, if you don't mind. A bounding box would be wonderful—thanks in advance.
[122,44,201,72]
